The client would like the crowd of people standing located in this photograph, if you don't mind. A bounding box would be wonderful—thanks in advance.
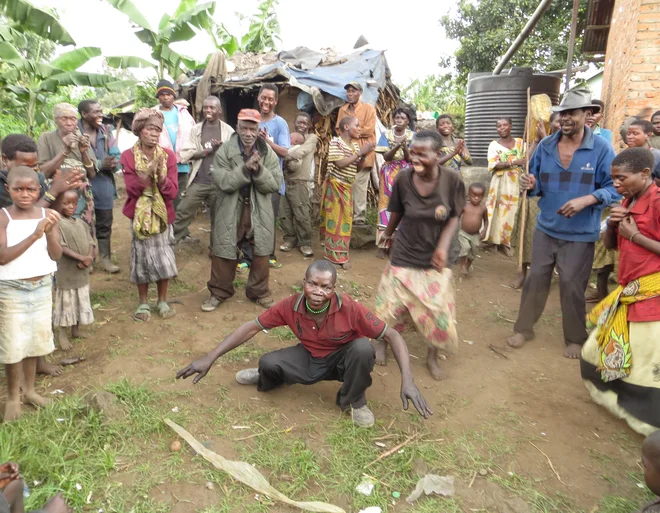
[1,77,660,454]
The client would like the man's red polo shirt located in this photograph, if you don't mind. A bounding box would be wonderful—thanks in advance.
[618,183,660,322]
[256,293,388,358]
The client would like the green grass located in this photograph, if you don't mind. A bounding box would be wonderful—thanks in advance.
[169,278,197,295]
[267,326,297,342]
[90,289,128,307]
[0,378,652,513]
[232,277,247,288]
[366,206,378,228]
[219,341,267,363]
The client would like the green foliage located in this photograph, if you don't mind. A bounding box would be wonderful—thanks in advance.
[207,0,281,56]
[94,63,138,110]
[105,0,214,79]
[0,0,74,46]
[401,74,466,133]
[242,0,281,53]
[0,6,133,137]
[441,0,588,84]
[133,77,158,110]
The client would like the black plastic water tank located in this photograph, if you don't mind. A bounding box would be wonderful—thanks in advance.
[465,68,561,167]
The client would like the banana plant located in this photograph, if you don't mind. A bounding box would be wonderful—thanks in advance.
[241,0,281,53]
[0,46,134,136]
[0,0,74,46]
[104,0,215,79]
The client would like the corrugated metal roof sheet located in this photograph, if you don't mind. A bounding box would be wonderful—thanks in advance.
[582,0,615,56]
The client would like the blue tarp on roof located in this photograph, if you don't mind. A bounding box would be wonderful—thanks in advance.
[222,47,388,115]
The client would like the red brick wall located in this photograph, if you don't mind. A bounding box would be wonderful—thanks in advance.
[601,0,660,149]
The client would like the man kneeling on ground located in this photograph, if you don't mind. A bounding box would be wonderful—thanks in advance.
[177,260,432,427]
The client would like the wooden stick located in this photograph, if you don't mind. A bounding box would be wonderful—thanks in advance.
[365,433,419,467]
[529,441,564,484]
[468,470,478,488]
[488,344,510,359]
[362,473,391,489]
[518,87,532,272]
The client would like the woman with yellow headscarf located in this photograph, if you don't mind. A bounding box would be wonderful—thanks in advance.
[120,108,179,321]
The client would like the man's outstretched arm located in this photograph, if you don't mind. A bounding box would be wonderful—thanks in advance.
[176,321,262,384]
[382,328,433,419]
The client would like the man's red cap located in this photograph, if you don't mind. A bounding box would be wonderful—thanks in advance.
[237,109,261,123]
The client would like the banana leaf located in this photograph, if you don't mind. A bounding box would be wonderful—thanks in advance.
[0,25,26,47]
[106,56,156,70]
[40,72,134,91]
[0,41,21,60]
[103,0,152,31]
[0,0,75,45]
[2,58,58,78]
[50,47,102,72]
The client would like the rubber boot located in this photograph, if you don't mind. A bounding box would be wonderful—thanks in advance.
[98,239,120,274]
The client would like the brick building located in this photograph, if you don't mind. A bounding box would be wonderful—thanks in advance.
[588,0,660,148]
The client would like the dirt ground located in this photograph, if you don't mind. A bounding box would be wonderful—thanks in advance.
[1,194,652,513]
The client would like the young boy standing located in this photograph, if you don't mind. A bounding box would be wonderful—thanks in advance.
[458,182,488,276]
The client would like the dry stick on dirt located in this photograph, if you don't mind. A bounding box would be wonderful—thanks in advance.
[366,433,420,468]
[488,344,510,359]
[529,441,564,484]
[517,87,532,273]
[234,426,295,441]
[468,470,478,488]
[495,312,516,323]
[362,473,392,489]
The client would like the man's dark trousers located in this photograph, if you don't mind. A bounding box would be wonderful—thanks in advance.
[257,338,375,410]
[513,229,595,346]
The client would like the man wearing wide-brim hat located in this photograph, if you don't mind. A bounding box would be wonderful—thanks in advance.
[507,88,619,359]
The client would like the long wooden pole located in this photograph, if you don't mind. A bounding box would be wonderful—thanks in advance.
[518,87,532,272]
[565,0,580,92]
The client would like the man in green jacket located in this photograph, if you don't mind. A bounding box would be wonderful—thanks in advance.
[202,109,282,312]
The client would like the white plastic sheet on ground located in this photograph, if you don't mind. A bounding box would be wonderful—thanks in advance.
[406,475,455,503]
[165,419,345,513]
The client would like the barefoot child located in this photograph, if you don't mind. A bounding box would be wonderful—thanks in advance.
[459,182,488,276]
[0,166,62,421]
[53,190,95,351]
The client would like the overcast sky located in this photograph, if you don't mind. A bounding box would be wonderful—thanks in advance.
[38,0,457,87]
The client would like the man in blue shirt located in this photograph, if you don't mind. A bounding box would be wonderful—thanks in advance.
[239,84,290,270]
[507,89,618,359]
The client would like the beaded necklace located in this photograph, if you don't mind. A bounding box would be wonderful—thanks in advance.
[305,299,330,315]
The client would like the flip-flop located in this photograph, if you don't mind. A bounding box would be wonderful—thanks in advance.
[133,304,151,322]
[157,301,176,319]
[269,259,283,269]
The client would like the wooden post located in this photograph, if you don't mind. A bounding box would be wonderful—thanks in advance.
[518,87,532,272]
[565,0,580,92]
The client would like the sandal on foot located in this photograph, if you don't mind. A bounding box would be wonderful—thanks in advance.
[269,259,283,269]
[157,301,176,319]
[133,304,151,322]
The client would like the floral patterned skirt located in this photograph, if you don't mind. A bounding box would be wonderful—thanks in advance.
[581,320,660,435]
[375,263,458,352]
